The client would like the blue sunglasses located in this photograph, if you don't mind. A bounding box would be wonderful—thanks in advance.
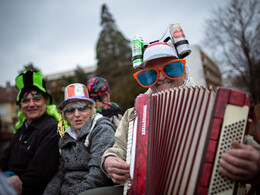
[64,104,91,115]
[21,91,43,103]
[133,59,186,88]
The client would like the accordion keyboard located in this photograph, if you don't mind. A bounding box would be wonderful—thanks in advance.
[208,104,249,194]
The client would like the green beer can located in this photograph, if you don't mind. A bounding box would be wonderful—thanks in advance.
[131,37,144,69]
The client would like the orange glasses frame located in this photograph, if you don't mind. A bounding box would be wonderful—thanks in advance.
[133,59,186,88]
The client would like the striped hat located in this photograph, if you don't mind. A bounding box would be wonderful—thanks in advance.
[59,83,95,110]
[15,70,52,104]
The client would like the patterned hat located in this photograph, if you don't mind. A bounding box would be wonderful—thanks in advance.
[85,77,110,102]
[15,70,52,104]
[59,83,95,110]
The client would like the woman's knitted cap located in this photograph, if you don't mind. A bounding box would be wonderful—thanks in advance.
[85,77,110,102]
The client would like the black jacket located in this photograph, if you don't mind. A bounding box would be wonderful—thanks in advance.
[0,113,60,195]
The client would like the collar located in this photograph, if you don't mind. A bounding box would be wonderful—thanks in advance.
[25,121,28,129]
[65,127,78,140]
[60,118,94,148]
[25,113,50,130]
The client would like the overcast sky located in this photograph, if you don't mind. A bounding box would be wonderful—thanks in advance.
[0,0,229,87]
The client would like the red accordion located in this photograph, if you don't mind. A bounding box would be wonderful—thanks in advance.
[125,87,251,195]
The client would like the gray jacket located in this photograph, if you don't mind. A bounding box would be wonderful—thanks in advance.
[44,116,115,195]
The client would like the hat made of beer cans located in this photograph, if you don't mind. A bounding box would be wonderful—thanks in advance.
[59,83,95,110]
[140,42,178,69]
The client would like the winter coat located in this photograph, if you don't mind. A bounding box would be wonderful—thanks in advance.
[43,115,115,195]
[0,113,60,195]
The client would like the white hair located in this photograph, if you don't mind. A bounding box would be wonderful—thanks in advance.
[180,66,196,88]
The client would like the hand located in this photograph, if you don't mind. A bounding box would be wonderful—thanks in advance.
[104,156,130,184]
[219,140,260,181]
[8,175,22,195]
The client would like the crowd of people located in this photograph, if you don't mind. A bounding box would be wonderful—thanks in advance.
[0,25,260,195]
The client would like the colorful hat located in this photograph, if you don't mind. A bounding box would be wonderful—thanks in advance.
[15,70,52,104]
[85,77,110,102]
[59,83,95,110]
[139,42,178,69]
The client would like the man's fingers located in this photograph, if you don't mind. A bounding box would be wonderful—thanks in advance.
[226,147,256,162]
[113,158,130,170]
[8,175,22,195]
[219,143,260,181]
[219,165,247,181]
[104,156,130,184]
[232,140,255,151]
[221,152,251,170]
[220,155,249,174]
[106,165,129,176]
[105,157,129,173]
[110,173,129,184]
[105,156,129,169]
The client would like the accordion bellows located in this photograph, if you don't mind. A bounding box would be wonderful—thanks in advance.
[125,86,251,195]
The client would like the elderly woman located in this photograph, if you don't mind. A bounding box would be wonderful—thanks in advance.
[43,83,115,195]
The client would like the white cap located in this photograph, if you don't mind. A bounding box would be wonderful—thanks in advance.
[139,42,178,69]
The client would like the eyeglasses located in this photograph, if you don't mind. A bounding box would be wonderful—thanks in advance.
[21,92,43,103]
[133,59,186,88]
[64,104,91,115]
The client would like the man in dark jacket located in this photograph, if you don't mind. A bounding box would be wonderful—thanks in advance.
[0,70,60,195]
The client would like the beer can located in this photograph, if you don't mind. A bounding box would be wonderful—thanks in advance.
[169,24,191,58]
[131,37,144,69]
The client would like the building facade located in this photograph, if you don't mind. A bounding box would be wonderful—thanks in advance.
[185,45,222,87]
[0,82,18,137]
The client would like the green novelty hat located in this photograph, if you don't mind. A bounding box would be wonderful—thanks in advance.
[15,70,52,104]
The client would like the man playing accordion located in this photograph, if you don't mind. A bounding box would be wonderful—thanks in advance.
[81,38,260,195]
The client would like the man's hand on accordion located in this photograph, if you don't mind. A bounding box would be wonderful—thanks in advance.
[104,156,130,184]
[219,140,260,181]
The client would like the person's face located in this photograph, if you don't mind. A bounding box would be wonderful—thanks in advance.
[145,58,185,93]
[20,90,47,124]
[63,101,92,133]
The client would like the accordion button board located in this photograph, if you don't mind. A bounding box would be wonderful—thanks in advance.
[208,104,249,195]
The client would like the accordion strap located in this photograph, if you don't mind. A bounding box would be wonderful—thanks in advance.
[247,104,260,194]
[253,105,260,144]
[247,176,260,195]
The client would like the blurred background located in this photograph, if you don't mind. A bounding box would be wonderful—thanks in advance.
[0,0,259,155]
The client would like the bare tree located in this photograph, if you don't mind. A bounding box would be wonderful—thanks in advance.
[204,0,260,103]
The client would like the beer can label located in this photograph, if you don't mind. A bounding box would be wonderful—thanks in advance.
[172,28,185,39]
[169,24,191,58]
[170,24,186,41]
[132,37,144,68]
[132,38,143,56]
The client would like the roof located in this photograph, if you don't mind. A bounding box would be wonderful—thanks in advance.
[0,86,18,103]
[44,65,96,81]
